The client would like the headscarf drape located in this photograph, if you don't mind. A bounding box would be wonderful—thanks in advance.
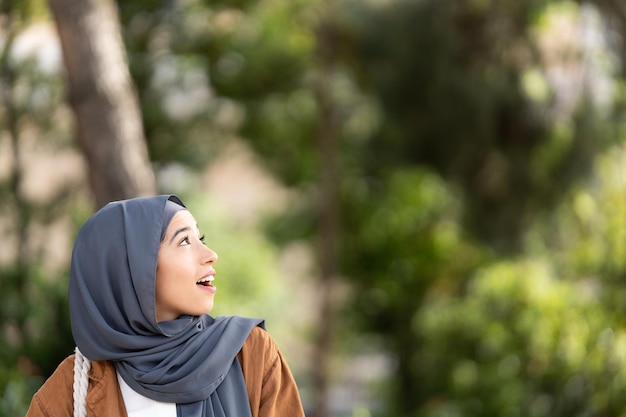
[68,195,263,416]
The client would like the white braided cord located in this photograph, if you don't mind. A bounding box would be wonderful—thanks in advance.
[73,347,91,417]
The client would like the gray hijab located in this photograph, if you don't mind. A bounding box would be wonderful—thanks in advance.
[69,195,263,416]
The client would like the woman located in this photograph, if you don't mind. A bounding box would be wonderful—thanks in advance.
[26,195,305,417]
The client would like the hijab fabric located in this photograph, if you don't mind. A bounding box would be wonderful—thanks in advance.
[69,195,263,417]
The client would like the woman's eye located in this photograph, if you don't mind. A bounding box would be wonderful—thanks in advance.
[180,236,191,246]
[199,234,206,244]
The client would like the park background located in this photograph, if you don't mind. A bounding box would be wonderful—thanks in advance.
[2,0,626,416]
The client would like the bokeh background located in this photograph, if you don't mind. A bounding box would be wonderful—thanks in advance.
[3,0,626,416]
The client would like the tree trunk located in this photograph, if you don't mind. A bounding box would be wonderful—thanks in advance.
[47,0,155,209]
[311,17,341,417]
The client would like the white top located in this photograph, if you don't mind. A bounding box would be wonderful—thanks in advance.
[117,373,176,417]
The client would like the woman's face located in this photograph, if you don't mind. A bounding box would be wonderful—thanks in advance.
[155,210,218,322]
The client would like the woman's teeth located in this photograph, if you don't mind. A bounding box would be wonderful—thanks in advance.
[196,276,214,286]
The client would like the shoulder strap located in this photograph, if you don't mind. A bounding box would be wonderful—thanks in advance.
[73,347,91,417]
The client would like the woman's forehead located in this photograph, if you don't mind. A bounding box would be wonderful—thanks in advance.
[166,210,198,230]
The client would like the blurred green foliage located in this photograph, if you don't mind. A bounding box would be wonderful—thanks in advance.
[3,0,626,416]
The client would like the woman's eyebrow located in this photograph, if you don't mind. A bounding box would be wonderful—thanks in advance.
[167,224,201,244]
[168,226,192,244]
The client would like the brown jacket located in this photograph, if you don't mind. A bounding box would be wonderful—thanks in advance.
[25,327,305,417]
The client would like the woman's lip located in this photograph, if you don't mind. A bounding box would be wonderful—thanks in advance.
[201,270,216,279]
[198,283,217,293]
[197,271,215,281]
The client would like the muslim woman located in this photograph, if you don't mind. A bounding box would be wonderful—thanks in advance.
[25,195,305,417]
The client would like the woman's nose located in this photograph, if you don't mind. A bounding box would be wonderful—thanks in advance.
[201,245,218,264]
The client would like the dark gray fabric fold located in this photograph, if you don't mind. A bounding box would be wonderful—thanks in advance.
[161,198,187,240]
[177,358,250,417]
[68,195,263,416]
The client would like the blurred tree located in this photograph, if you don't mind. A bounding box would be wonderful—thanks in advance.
[335,0,626,416]
[342,0,617,254]
[589,0,626,77]
[309,8,342,417]
[47,0,156,208]
[415,258,626,417]
[0,1,83,415]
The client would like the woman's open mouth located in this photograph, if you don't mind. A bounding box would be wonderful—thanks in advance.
[196,276,214,287]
